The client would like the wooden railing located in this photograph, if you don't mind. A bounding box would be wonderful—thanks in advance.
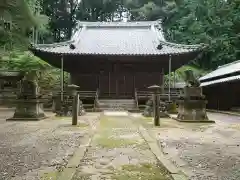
[136,89,181,100]
[1,89,96,102]
[49,90,96,98]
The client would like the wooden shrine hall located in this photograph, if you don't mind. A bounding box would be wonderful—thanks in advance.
[30,20,205,100]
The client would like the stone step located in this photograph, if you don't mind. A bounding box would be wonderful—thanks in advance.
[98,100,135,103]
[97,99,136,110]
[98,102,135,106]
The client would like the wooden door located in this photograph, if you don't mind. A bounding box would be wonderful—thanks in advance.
[99,72,109,97]
[135,72,162,91]
[117,74,125,97]
[109,73,117,98]
[122,73,134,98]
[98,64,135,98]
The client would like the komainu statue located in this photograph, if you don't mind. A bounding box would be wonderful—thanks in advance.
[142,96,168,118]
[183,69,200,87]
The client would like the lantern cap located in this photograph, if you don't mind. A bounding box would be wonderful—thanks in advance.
[67,84,80,89]
[148,85,161,89]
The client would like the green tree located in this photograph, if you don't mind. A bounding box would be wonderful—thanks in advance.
[165,0,240,69]
[41,0,82,42]
[76,0,123,21]
[0,0,48,51]
[125,0,240,70]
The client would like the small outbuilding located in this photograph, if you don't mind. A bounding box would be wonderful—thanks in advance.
[199,60,240,111]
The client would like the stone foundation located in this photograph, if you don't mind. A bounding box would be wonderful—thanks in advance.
[176,86,214,123]
[7,99,46,121]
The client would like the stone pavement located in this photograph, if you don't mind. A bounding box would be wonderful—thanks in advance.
[72,112,172,180]
[207,112,240,123]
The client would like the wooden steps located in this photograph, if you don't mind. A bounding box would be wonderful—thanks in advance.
[97,99,137,111]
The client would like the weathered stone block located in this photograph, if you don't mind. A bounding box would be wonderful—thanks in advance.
[177,100,208,121]
[7,99,46,121]
[176,85,213,122]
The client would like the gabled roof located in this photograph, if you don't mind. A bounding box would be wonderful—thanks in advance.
[30,20,205,56]
[199,60,240,82]
[201,74,240,87]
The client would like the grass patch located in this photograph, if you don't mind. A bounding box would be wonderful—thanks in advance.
[77,123,89,128]
[142,117,153,121]
[96,136,138,148]
[100,116,134,129]
[229,124,240,130]
[100,117,117,128]
[96,116,139,148]
[134,142,150,150]
[51,116,71,120]
[40,171,59,180]
[112,163,171,180]
[73,174,91,180]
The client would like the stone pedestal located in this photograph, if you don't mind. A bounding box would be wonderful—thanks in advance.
[6,77,46,121]
[176,86,213,122]
[177,99,208,121]
[7,99,46,121]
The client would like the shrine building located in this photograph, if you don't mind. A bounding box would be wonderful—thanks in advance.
[29,21,205,100]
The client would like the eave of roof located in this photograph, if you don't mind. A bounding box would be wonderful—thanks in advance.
[200,74,240,87]
[29,20,206,56]
[199,60,240,82]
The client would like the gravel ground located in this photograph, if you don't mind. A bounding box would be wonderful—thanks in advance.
[208,112,240,123]
[146,113,240,180]
[0,109,99,180]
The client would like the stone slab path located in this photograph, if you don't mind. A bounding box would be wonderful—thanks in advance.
[72,113,172,180]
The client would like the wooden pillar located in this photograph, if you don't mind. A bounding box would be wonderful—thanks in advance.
[60,55,64,101]
[109,71,111,97]
[161,68,164,93]
[168,55,172,102]
[173,71,176,88]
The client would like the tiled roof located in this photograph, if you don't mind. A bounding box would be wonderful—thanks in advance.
[30,21,205,56]
[200,74,240,87]
[199,60,240,82]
